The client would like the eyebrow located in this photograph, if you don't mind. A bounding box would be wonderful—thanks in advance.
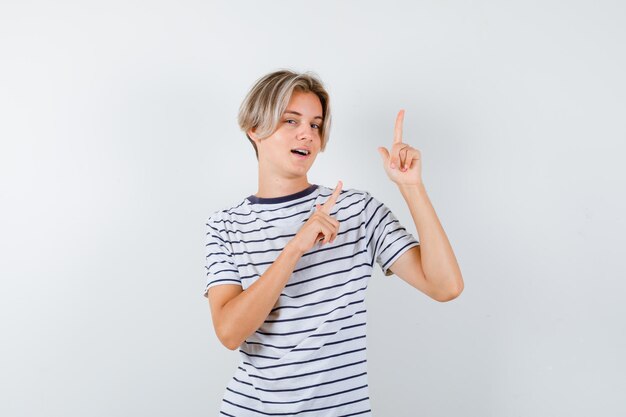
[284,110,324,121]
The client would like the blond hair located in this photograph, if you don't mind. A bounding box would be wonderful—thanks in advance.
[238,69,332,159]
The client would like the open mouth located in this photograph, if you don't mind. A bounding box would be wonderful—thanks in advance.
[291,148,311,157]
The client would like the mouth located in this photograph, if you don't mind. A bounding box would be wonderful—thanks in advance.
[291,148,311,159]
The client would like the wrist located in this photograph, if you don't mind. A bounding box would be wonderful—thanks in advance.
[398,182,428,203]
[285,239,306,258]
[398,182,426,194]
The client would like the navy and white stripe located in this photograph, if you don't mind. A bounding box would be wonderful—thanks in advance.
[204,184,419,416]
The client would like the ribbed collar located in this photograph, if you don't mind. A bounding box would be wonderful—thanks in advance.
[246,184,319,204]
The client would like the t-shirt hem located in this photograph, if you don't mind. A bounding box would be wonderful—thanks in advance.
[382,240,420,276]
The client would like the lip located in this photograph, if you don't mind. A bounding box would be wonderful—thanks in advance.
[291,150,311,160]
[290,147,312,158]
[291,147,311,154]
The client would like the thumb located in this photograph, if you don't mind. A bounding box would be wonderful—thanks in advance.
[377,146,389,162]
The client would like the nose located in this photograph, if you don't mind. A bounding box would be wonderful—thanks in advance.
[296,124,314,141]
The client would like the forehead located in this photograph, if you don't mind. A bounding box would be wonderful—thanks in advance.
[284,91,323,119]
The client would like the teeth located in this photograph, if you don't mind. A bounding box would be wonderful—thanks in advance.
[293,149,309,155]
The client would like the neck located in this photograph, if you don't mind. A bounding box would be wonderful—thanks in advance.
[255,166,311,199]
[255,178,312,199]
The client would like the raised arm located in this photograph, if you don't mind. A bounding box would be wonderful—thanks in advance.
[377,110,463,301]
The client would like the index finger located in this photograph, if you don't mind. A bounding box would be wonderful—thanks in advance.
[393,109,405,145]
[320,180,343,214]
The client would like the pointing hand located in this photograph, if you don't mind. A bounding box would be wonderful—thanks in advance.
[290,181,343,254]
[377,110,423,186]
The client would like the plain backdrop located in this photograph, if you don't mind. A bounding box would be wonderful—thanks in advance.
[1,1,625,416]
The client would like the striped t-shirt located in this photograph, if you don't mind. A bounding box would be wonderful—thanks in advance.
[204,183,420,416]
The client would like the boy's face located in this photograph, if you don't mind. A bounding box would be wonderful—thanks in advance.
[253,90,323,179]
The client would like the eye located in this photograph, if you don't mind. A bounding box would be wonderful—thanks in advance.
[285,119,297,125]
[311,123,320,129]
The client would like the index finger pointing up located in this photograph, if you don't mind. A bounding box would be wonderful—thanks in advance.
[320,180,343,214]
[393,109,405,144]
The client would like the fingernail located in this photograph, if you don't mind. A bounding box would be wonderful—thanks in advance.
[391,163,395,169]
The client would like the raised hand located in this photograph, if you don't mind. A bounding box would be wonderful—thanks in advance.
[290,181,343,254]
[377,109,423,186]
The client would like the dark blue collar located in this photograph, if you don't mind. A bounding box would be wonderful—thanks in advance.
[247,184,318,204]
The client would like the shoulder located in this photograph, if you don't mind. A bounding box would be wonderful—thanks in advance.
[316,185,381,222]
[205,197,249,228]
[317,184,370,204]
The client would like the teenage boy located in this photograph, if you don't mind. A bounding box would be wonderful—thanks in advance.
[204,69,463,416]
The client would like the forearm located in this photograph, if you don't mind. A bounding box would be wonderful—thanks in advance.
[220,241,304,349]
[398,182,463,296]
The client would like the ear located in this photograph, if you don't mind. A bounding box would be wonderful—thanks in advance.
[247,127,260,144]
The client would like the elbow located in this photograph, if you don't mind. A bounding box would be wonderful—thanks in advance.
[219,333,241,351]
[436,290,461,302]
[215,324,243,351]
[433,276,464,302]
[223,339,240,351]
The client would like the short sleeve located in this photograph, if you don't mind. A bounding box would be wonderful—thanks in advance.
[363,192,420,276]
[203,215,242,298]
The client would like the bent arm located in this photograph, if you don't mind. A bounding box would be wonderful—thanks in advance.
[207,241,304,350]
[396,182,464,301]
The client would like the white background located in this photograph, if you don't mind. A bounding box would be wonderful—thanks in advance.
[1,1,625,416]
